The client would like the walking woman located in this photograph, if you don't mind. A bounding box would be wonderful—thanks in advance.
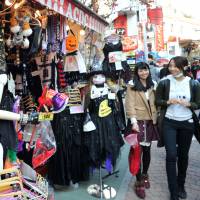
[155,56,200,200]
[125,62,159,199]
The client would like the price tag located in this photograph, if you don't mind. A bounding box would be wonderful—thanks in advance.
[38,112,54,121]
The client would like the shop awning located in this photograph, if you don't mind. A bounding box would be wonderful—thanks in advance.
[34,0,109,34]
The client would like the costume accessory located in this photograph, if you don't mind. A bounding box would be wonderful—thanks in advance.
[66,29,78,52]
[83,112,96,132]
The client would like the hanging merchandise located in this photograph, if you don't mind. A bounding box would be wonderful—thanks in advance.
[38,86,69,113]
[32,121,56,169]
[6,8,33,49]
[64,44,87,73]
[66,29,78,53]
[102,33,132,82]
[0,25,6,72]
[49,109,89,186]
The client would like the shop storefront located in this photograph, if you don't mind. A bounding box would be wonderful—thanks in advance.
[0,0,131,199]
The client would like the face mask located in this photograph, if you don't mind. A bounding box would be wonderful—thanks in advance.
[173,72,183,78]
[92,74,106,85]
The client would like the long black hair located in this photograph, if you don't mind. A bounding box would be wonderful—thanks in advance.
[132,62,154,91]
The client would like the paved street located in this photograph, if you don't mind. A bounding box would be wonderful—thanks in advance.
[118,140,200,200]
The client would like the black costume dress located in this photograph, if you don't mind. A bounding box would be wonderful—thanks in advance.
[102,41,131,81]
[0,87,17,159]
[48,108,89,185]
[84,94,124,169]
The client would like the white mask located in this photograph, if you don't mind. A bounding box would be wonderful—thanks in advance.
[173,72,183,78]
[92,74,106,85]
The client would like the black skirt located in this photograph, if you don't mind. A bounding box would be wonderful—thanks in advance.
[84,111,124,168]
[48,108,89,185]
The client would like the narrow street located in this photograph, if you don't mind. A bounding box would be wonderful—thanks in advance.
[120,139,200,200]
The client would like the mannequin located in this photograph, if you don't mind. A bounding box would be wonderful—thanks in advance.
[84,73,124,171]
[0,73,26,121]
[0,73,30,171]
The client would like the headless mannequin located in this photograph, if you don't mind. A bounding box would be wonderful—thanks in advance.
[0,73,28,171]
[0,74,21,121]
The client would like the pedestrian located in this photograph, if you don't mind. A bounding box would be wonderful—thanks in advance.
[148,54,160,82]
[125,62,159,199]
[155,56,200,200]
[160,63,170,79]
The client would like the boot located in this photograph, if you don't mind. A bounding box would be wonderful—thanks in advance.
[142,174,150,189]
[170,195,179,200]
[134,180,145,199]
[178,185,187,199]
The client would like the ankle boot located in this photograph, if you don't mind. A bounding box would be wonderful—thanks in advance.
[134,180,145,199]
[178,185,187,199]
[170,194,179,200]
[142,174,150,189]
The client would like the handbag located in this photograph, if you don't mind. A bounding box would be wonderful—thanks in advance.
[191,110,200,144]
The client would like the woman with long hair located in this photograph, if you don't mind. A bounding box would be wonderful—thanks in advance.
[155,56,200,200]
[125,62,159,199]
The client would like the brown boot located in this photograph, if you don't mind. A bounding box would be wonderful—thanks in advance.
[134,180,145,199]
[142,174,150,189]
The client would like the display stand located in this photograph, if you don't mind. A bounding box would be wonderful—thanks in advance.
[87,165,118,199]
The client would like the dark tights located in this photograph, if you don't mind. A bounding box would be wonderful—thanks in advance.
[136,145,151,181]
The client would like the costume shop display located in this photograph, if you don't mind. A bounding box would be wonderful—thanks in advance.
[0,0,130,196]
[84,59,125,171]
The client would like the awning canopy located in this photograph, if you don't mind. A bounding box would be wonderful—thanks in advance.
[34,0,109,34]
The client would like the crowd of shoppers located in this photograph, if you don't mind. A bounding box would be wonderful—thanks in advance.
[125,56,200,200]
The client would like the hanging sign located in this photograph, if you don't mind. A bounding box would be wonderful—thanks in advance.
[35,0,108,34]
[155,24,164,51]
[139,5,147,23]
[122,36,138,52]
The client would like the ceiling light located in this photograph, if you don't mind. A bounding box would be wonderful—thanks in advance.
[14,0,26,9]
[80,29,85,36]
[5,0,14,6]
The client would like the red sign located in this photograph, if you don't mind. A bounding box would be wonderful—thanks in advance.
[114,15,127,36]
[155,24,164,51]
[34,0,107,34]
[148,7,163,25]
[122,36,138,52]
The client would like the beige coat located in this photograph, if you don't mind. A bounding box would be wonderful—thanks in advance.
[125,84,157,124]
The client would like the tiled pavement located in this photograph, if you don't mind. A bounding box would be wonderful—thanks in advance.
[55,140,200,200]
[122,140,200,200]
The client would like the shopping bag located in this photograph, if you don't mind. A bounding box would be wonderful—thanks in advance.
[32,121,56,169]
[128,144,141,176]
[124,132,138,148]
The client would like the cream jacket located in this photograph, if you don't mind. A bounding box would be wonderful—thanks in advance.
[125,82,157,124]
